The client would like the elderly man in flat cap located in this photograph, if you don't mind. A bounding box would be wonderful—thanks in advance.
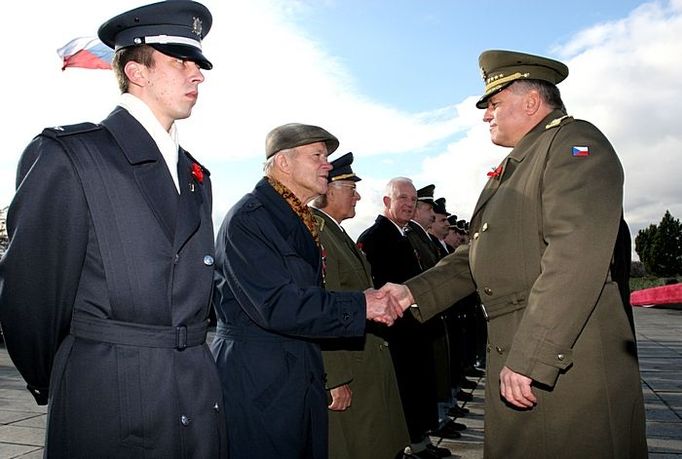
[383,50,646,458]
[0,1,225,457]
[211,124,402,459]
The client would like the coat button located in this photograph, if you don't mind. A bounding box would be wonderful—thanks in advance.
[214,403,220,413]
[180,415,191,426]
[557,354,565,361]
[495,346,504,354]
[481,222,489,232]
[342,312,351,321]
[473,232,480,240]
[483,287,493,296]
[203,255,214,266]
[174,254,180,264]
[486,344,491,353]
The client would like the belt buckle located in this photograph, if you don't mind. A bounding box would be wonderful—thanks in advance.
[176,325,188,350]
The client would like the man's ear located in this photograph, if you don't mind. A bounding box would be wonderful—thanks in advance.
[383,195,391,208]
[275,152,291,174]
[125,61,147,88]
[525,89,541,116]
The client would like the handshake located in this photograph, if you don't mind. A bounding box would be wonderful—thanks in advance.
[363,283,415,326]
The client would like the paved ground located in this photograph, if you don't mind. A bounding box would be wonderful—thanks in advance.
[1,306,680,458]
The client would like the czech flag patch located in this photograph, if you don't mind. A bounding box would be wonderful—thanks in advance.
[572,146,590,157]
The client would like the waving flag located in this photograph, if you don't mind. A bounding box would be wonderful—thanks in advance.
[57,37,113,71]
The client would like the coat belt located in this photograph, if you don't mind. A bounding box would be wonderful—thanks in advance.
[70,313,208,350]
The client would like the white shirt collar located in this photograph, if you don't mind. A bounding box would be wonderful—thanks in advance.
[118,93,180,193]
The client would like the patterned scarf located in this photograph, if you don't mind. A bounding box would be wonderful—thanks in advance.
[267,177,320,247]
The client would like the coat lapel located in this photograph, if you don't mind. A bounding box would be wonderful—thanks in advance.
[173,150,203,251]
[101,108,178,243]
[470,110,567,229]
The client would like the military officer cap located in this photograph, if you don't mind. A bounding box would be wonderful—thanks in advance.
[328,152,361,183]
[476,49,569,108]
[265,123,339,159]
[433,197,449,216]
[98,0,213,70]
[416,184,435,205]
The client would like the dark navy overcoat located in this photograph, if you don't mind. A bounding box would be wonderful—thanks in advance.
[0,107,226,458]
[211,178,366,459]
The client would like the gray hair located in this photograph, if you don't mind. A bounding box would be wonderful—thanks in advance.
[263,147,296,176]
[511,79,565,111]
[384,177,413,198]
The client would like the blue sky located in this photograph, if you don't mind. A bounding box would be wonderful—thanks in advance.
[2,0,681,256]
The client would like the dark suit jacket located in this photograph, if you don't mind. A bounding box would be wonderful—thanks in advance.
[406,220,440,270]
[211,178,366,459]
[356,215,437,440]
[0,107,226,457]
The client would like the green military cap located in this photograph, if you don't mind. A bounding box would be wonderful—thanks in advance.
[416,184,435,204]
[265,123,339,159]
[329,152,361,183]
[476,50,569,108]
[433,197,449,216]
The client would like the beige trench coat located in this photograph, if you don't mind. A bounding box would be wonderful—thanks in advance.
[406,111,647,458]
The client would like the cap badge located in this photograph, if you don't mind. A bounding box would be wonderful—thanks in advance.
[192,17,203,37]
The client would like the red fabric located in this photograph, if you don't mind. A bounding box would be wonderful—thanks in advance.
[630,283,682,307]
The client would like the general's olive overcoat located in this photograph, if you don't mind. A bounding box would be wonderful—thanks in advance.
[406,111,647,458]
[313,208,409,459]
[0,108,226,458]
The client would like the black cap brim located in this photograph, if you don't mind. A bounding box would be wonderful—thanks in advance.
[150,44,212,70]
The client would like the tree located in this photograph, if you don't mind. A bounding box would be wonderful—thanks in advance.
[635,210,682,277]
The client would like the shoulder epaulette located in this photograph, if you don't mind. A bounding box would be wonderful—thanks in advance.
[41,122,101,138]
[545,115,573,130]
[313,214,325,231]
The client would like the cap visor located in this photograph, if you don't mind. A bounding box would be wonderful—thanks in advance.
[150,44,212,70]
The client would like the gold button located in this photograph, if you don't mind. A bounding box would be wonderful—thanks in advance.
[473,232,479,240]
[481,223,488,232]
[557,354,565,361]
[495,346,504,354]
[484,287,493,296]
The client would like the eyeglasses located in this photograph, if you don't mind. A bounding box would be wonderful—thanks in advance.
[331,183,359,194]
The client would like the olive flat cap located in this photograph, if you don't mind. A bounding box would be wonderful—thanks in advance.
[476,50,568,108]
[265,123,339,159]
[329,152,361,183]
[98,0,213,70]
[416,184,435,204]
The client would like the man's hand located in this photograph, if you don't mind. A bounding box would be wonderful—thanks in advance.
[379,282,414,312]
[328,384,352,411]
[499,365,536,409]
[364,288,402,326]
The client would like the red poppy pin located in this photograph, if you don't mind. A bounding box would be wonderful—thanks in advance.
[487,165,503,179]
[191,162,204,184]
